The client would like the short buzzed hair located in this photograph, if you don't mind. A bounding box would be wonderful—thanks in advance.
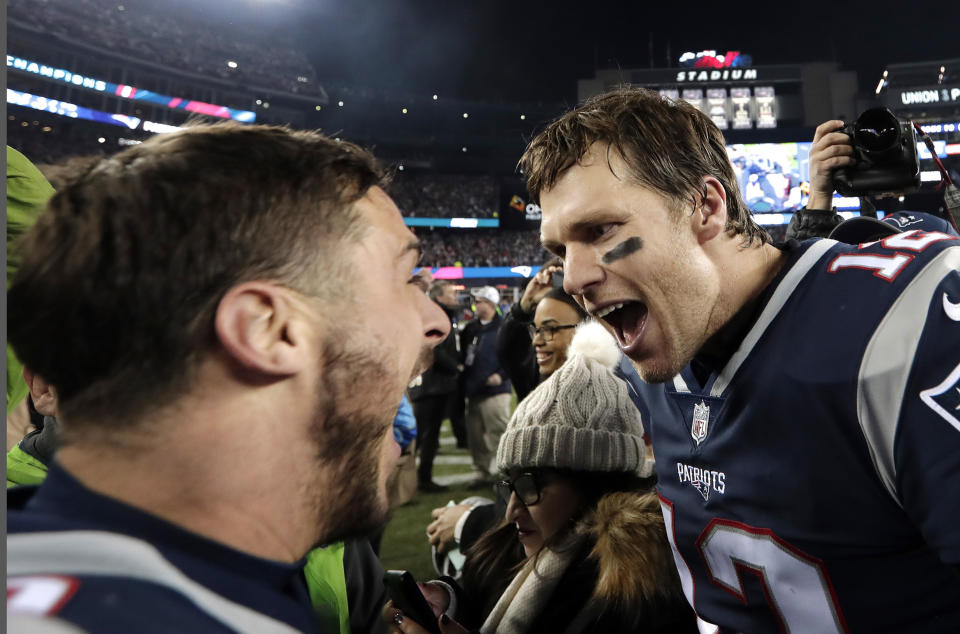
[519,86,767,246]
[8,123,386,427]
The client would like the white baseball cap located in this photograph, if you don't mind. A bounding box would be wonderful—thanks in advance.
[472,286,500,305]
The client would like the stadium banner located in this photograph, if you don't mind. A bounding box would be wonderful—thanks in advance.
[7,55,256,123]
[404,217,499,228]
[415,265,542,280]
[8,89,141,129]
[499,177,541,230]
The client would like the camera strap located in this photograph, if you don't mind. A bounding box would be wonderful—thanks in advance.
[912,123,960,233]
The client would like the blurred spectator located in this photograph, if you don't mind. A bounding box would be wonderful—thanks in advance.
[461,287,512,489]
[408,281,463,493]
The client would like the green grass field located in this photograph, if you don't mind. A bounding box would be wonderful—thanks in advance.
[380,391,518,580]
[379,426,485,580]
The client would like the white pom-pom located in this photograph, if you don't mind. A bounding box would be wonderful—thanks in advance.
[567,320,620,369]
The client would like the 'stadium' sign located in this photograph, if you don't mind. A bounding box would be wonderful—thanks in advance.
[677,69,758,83]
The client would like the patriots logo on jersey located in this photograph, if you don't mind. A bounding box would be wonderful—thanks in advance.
[691,479,711,501]
[920,362,960,433]
[691,400,710,445]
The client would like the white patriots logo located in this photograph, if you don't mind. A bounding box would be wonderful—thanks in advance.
[920,362,960,433]
[691,479,711,501]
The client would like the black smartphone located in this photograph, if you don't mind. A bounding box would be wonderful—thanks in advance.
[551,270,564,289]
[383,570,442,634]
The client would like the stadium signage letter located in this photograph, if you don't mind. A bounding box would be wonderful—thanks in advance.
[676,69,758,83]
[7,56,107,92]
[899,87,960,106]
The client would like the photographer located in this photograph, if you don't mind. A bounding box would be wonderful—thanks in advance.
[792,117,960,243]
[786,119,854,240]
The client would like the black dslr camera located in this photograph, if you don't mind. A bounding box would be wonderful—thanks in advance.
[832,108,921,197]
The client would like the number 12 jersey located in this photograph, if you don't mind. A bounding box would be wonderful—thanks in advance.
[632,233,960,633]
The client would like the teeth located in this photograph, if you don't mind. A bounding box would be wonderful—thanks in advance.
[594,303,624,319]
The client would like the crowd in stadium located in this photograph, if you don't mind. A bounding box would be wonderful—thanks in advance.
[416,228,550,267]
[9,0,321,96]
[390,173,498,219]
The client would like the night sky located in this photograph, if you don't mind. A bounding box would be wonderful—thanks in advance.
[234,0,960,105]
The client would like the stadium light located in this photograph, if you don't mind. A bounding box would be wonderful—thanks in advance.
[398,165,405,171]
[98,137,106,143]
[402,107,408,114]
[462,112,469,118]
[520,114,526,120]
[262,102,270,108]
[338,101,344,107]
[433,94,438,100]
[256,99,262,105]
[227,61,238,69]
[875,69,888,95]
[315,105,322,111]
[462,146,467,152]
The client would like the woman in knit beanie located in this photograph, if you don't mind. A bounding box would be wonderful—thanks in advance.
[385,322,696,634]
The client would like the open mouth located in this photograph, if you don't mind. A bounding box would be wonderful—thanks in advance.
[594,301,649,352]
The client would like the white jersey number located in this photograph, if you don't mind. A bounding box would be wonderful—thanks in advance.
[661,499,849,633]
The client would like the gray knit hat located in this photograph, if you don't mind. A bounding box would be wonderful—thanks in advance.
[496,321,652,477]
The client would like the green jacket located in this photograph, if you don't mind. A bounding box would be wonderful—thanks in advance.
[6,146,55,416]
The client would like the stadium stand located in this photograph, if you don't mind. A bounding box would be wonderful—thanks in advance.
[8,0,322,97]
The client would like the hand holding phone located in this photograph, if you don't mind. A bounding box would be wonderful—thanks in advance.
[383,570,442,634]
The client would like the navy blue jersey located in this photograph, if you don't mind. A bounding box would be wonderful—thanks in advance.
[8,465,321,633]
[631,233,960,633]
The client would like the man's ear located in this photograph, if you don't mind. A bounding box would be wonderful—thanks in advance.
[214,282,311,377]
[22,367,58,417]
[692,176,728,245]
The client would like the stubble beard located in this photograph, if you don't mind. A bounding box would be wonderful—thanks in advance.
[307,334,398,546]
[629,240,716,384]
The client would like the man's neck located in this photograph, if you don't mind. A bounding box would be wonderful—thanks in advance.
[714,239,787,328]
[693,239,788,380]
[55,392,328,563]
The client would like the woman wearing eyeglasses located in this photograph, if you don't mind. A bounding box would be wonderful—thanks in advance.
[495,258,588,403]
[386,323,696,634]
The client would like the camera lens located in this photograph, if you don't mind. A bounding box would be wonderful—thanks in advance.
[853,108,901,155]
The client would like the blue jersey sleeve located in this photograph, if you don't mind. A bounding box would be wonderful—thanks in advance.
[895,259,960,565]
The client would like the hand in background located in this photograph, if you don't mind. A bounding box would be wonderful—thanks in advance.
[427,504,471,551]
[519,264,561,313]
[807,120,856,210]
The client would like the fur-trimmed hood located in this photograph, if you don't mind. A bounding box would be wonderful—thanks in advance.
[581,489,683,607]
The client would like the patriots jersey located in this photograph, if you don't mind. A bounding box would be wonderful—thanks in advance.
[630,233,960,633]
[8,465,321,633]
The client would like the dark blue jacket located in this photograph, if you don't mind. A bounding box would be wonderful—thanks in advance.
[460,313,512,399]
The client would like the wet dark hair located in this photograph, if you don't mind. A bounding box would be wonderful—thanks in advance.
[520,86,768,247]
